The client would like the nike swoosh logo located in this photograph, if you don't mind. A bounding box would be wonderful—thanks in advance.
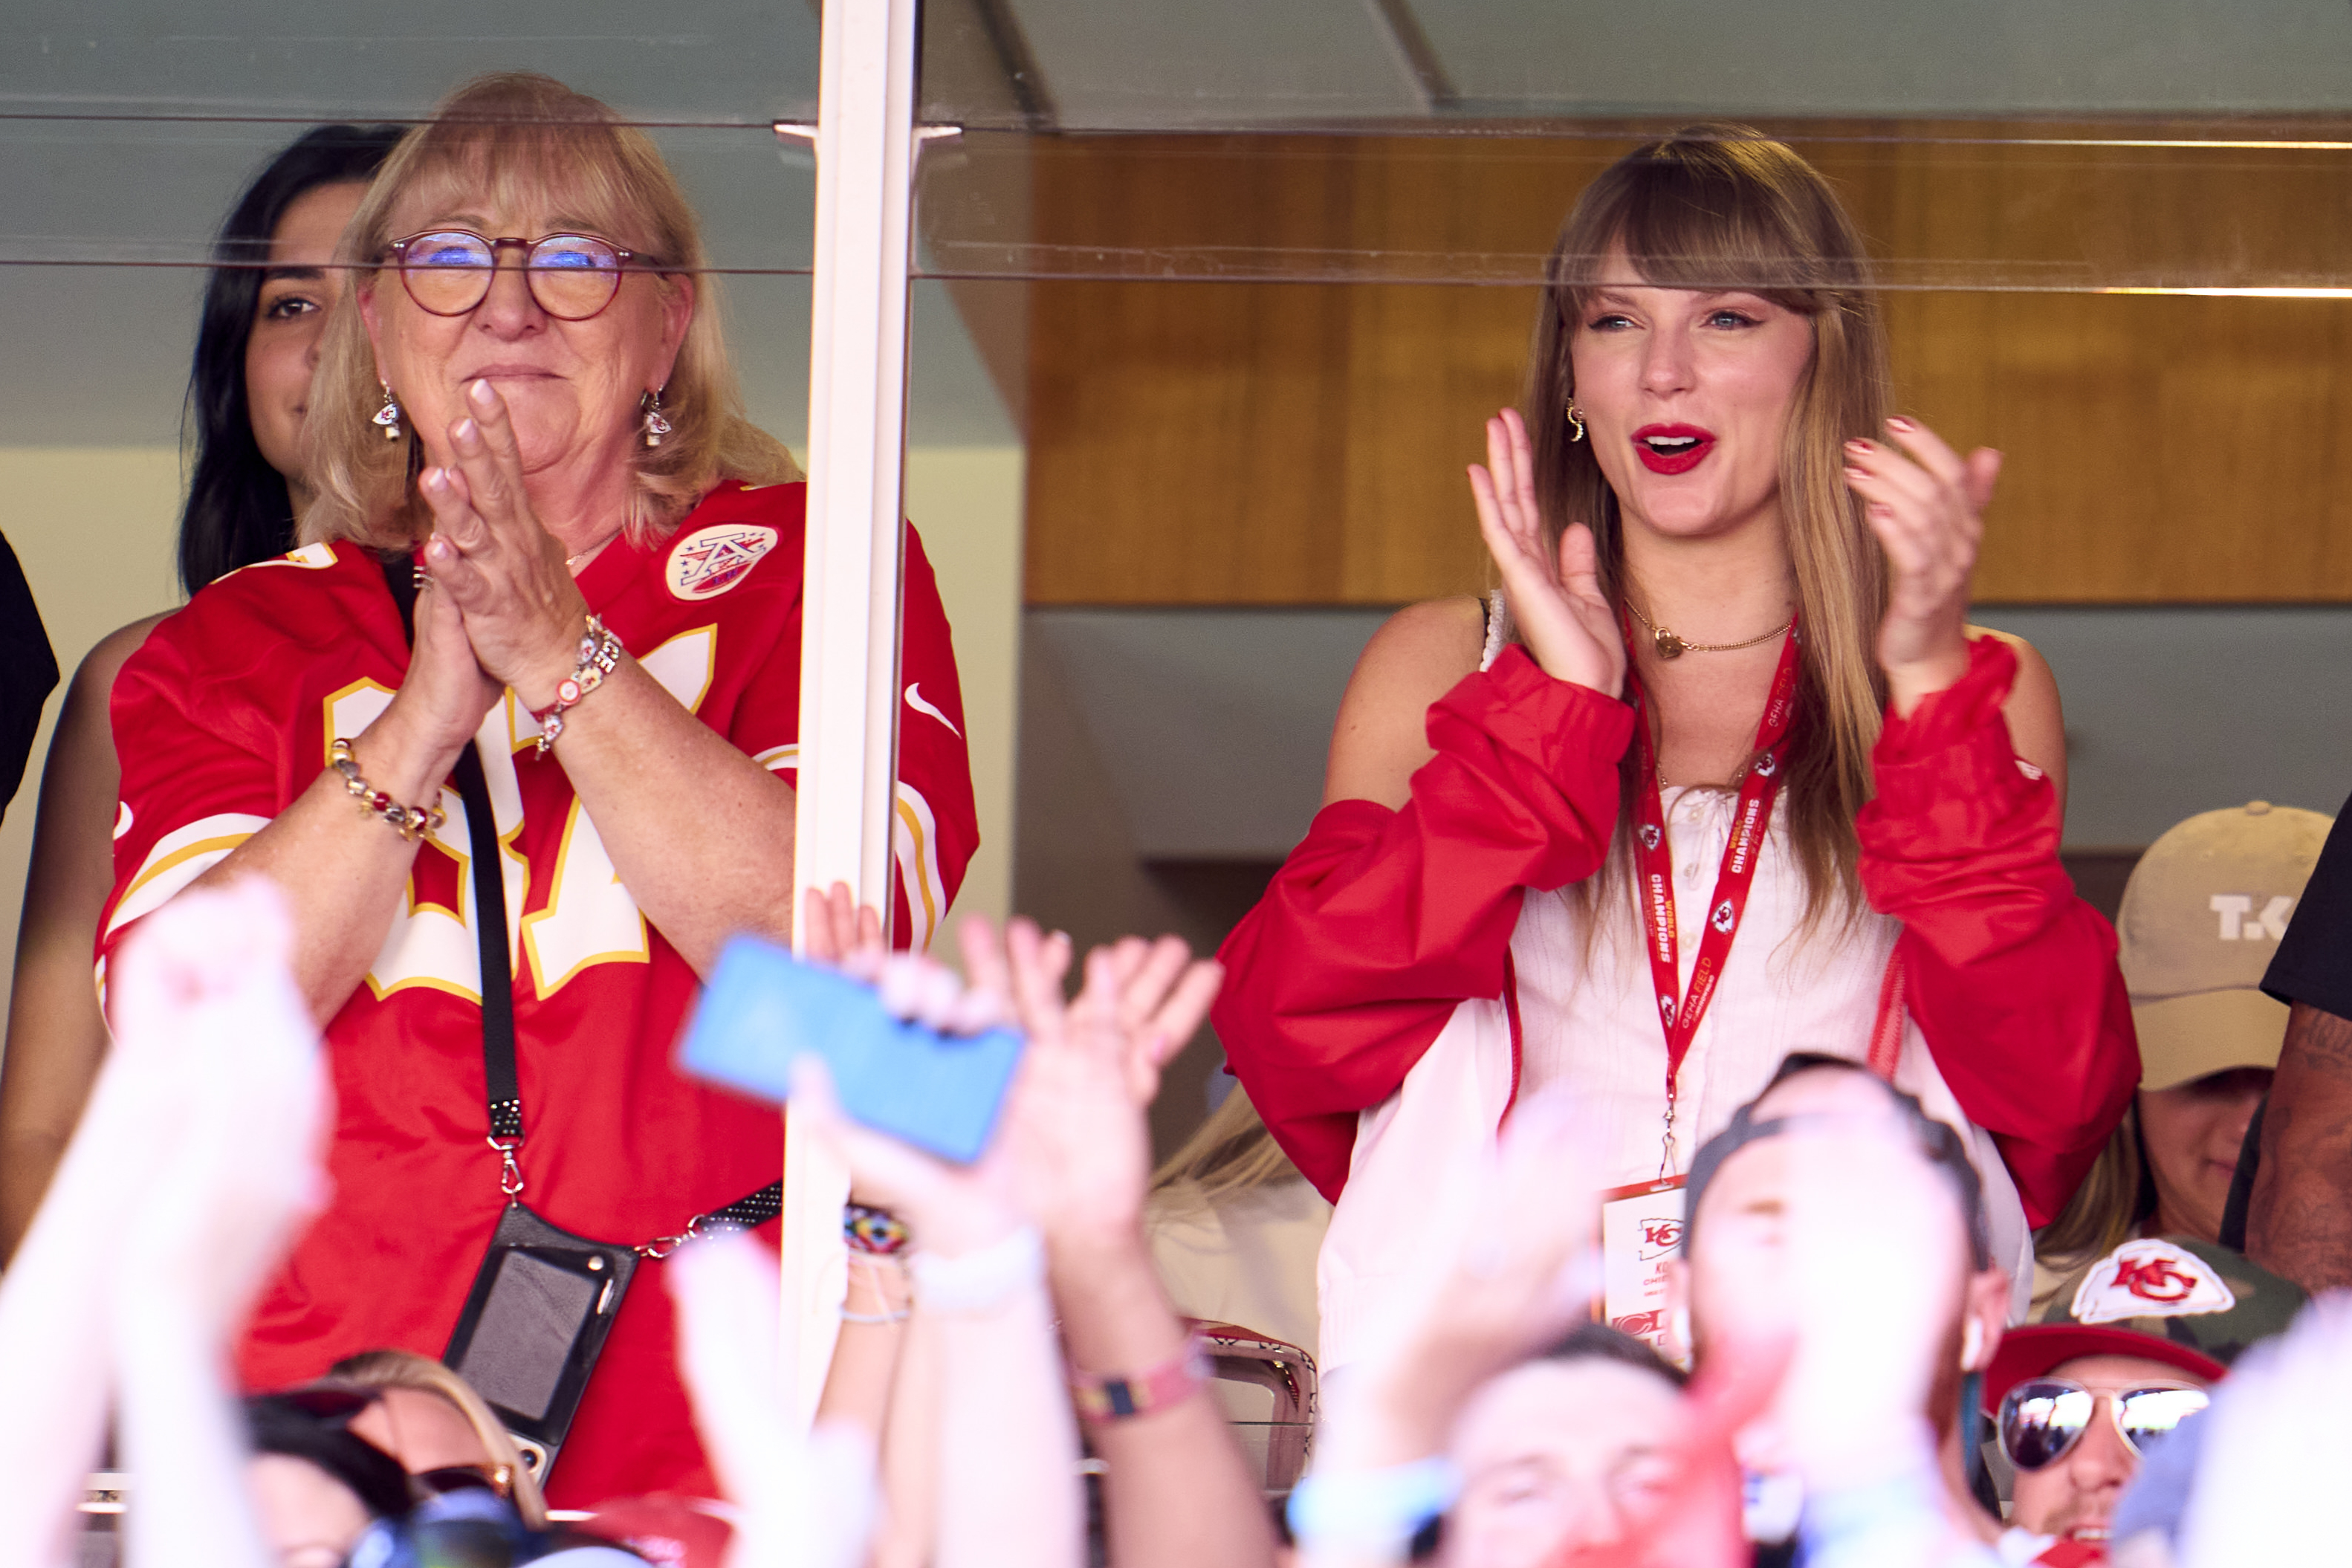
[905,682,960,736]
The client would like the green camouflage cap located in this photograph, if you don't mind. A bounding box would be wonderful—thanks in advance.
[2037,1234,2305,1367]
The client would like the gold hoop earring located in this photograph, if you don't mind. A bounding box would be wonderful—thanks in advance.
[1567,404,1586,444]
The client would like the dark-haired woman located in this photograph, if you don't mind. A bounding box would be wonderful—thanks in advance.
[1214,126,2137,1376]
[0,124,402,1259]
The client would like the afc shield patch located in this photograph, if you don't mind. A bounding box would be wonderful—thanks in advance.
[667,522,779,601]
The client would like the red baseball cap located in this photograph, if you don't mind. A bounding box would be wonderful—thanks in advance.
[1983,1323,2226,1413]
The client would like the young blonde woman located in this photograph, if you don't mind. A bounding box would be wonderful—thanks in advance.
[1214,126,2137,1374]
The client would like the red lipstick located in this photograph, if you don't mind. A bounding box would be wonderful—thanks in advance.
[1632,423,1716,476]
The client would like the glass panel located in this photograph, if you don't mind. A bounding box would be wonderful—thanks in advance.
[927,0,2352,132]
[915,4,2352,291]
[919,126,2352,293]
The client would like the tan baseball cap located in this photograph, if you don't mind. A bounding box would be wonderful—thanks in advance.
[2118,802,2334,1090]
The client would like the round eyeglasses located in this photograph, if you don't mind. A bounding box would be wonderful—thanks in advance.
[1997,1377,2209,1471]
[386,230,645,322]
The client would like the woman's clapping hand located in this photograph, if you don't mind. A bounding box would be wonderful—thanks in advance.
[1842,416,2000,714]
[415,377,597,713]
[1468,407,1628,698]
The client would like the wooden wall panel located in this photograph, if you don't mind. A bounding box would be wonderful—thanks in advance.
[1021,126,2352,605]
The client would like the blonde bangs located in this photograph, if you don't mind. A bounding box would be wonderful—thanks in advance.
[389,115,684,267]
[1551,134,1867,319]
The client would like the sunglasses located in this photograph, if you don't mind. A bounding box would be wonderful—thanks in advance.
[1997,1377,2209,1471]
[283,1384,513,1503]
[385,230,647,322]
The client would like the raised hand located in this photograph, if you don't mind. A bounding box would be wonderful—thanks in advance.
[788,921,1034,1256]
[416,377,596,710]
[976,923,1220,1256]
[1843,416,2001,715]
[801,881,887,976]
[386,550,503,769]
[1468,407,1627,697]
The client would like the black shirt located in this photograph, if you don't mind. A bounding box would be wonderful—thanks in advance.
[2262,788,2352,1021]
[0,531,56,825]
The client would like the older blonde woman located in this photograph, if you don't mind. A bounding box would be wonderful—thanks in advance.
[99,73,977,1506]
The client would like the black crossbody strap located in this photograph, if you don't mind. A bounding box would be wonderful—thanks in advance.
[378,552,775,1226]
[378,552,522,1143]
[703,1183,783,1231]
[451,745,524,1139]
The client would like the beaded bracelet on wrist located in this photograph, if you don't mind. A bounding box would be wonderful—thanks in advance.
[329,739,446,843]
[845,1202,910,1256]
[530,614,623,756]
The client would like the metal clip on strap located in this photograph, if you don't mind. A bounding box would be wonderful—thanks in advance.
[635,1182,784,1259]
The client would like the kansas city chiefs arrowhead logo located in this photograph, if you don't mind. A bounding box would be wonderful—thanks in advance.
[1658,993,1676,1021]
[1753,752,1778,777]
[2071,1238,2236,1324]
[667,522,778,600]
[1639,824,1662,850]
[1711,900,1737,933]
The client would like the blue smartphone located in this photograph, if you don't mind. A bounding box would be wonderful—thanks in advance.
[678,934,1026,1164]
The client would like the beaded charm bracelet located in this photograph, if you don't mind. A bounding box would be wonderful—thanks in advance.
[844,1202,910,1256]
[531,614,624,756]
[330,738,447,843]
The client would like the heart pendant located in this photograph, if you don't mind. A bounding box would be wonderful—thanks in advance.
[1654,629,1686,659]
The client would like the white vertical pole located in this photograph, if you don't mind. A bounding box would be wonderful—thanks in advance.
[786,0,920,1423]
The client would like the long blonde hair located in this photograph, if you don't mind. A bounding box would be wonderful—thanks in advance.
[2033,1105,2153,1284]
[304,71,800,548]
[327,1347,548,1527]
[1526,125,1892,924]
[1150,1087,1303,1208]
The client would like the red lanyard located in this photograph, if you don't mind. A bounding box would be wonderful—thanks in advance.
[1625,617,1804,1159]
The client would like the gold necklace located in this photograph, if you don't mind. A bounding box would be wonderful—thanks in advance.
[1624,600,1794,661]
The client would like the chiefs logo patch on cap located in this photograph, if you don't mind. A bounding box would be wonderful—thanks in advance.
[2070,1237,2237,1324]
[667,522,778,600]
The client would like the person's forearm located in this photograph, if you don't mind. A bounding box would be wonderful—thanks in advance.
[113,1289,273,1568]
[1,921,111,1259]
[870,1309,940,1568]
[1054,1237,1280,1568]
[930,1250,1083,1568]
[1,658,136,1262]
[0,1069,135,1566]
[188,715,444,1025]
[528,654,797,974]
[814,1256,910,1439]
[2249,1003,2352,1292]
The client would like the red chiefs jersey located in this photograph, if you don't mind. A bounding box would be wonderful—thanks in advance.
[101,481,977,1507]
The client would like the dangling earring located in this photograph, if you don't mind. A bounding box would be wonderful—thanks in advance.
[640,386,673,449]
[1567,404,1587,444]
[372,383,404,442]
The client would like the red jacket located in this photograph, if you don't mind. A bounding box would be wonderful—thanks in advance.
[1214,636,2136,1228]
